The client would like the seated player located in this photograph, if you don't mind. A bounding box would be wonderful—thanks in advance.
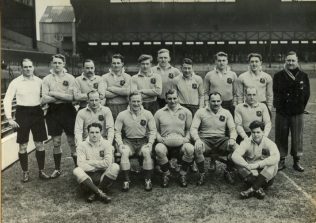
[154,89,194,187]
[231,120,280,199]
[114,92,157,192]
[73,123,119,203]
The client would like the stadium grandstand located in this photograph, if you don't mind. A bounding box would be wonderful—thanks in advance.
[71,0,316,64]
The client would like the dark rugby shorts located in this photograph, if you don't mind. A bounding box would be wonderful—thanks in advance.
[45,103,76,136]
[15,105,48,144]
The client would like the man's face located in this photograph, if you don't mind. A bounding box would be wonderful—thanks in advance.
[88,92,101,110]
[249,56,262,72]
[285,54,298,70]
[245,88,257,105]
[51,57,65,73]
[83,61,95,77]
[22,61,34,77]
[209,94,222,112]
[216,56,228,71]
[166,92,179,109]
[251,127,264,144]
[129,94,142,111]
[182,63,193,78]
[88,126,102,143]
[157,52,170,67]
[111,58,124,73]
[140,59,152,73]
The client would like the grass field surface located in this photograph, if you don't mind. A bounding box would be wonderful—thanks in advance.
[1,79,316,223]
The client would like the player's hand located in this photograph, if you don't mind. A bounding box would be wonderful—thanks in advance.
[228,138,236,147]
[8,119,19,128]
[247,163,259,170]
[194,139,204,153]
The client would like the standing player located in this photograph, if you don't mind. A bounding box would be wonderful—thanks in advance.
[130,54,162,114]
[232,121,280,199]
[115,92,157,191]
[74,90,114,145]
[235,87,271,144]
[152,49,181,108]
[74,59,102,110]
[73,123,119,203]
[173,58,204,116]
[191,92,237,185]
[42,54,77,178]
[3,58,49,182]
[273,51,310,172]
[98,54,131,120]
[237,53,273,114]
[204,52,237,115]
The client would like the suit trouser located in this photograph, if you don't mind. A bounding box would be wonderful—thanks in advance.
[275,112,303,158]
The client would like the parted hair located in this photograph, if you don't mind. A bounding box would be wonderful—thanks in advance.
[52,54,66,63]
[112,54,125,63]
[247,53,262,62]
[249,120,265,131]
[21,58,33,67]
[83,59,95,67]
[138,54,153,63]
[165,89,178,99]
[182,58,193,65]
[87,122,103,132]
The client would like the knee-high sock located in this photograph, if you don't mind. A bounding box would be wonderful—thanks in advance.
[160,162,170,173]
[18,152,28,172]
[122,170,130,182]
[81,179,99,194]
[99,175,114,190]
[143,170,153,180]
[252,174,267,190]
[53,153,62,170]
[36,150,45,171]
[196,161,205,173]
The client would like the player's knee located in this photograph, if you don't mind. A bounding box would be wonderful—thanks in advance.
[19,143,28,153]
[34,141,44,151]
[52,136,62,148]
[120,146,130,157]
[155,143,167,158]
[108,163,120,177]
[141,147,151,158]
[73,167,88,183]
[183,143,194,156]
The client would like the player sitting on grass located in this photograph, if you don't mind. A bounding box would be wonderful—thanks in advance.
[73,123,119,203]
[232,120,280,199]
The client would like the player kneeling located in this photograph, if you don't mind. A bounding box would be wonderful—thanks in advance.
[73,123,119,203]
[154,89,194,187]
[232,121,280,199]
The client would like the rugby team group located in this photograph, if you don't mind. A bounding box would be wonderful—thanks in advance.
[3,48,310,203]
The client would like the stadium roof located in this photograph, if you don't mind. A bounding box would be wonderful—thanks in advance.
[40,6,74,23]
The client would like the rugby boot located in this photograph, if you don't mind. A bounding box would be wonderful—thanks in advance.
[144,179,153,192]
[254,188,266,200]
[22,171,30,183]
[97,189,111,203]
[179,174,188,187]
[196,173,206,186]
[50,170,62,179]
[39,170,50,180]
[278,158,286,171]
[240,187,255,199]
[86,193,97,203]
[161,174,170,188]
[293,158,304,172]
[122,181,130,192]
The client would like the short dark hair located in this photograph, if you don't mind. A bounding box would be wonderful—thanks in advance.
[112,54,124,63]
[209,91,222,99]
[21,58,33,67]
[182,58,193,65]
[138,54,153,63]
[87,90,100,98]
[52,54,66,63]
[247,53,262,62]
[249,120,265,131]
[129,92,142,100]
[214,51,228,60]
[87,122,102,132]
[286,51,297,57]
[165,89,178,99]
[83,59,95,67]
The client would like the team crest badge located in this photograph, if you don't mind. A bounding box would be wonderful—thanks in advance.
[120,80,125,86]
[93,83,98,89]
[99,150,105,158]
[256,111,262,117]
[63,80,69,86]
[150,78,156,84]
[219,115,225,122]
[192,83,197,89]
[140,119,147,126]
[178,113,185,120]
[98,115,104,121]
[260,78,265,84]
[168,73,174,79]
[262,148,270,157]
[227,78,232,84]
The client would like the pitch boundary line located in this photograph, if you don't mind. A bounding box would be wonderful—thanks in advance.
[279,171,316,208]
